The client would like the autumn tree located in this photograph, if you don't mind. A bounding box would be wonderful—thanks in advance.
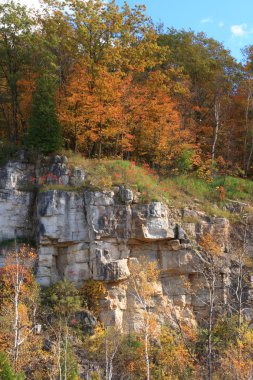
[0,1,35,143]
[44,280,82,380]
[152,326,196,379]
[237,46,253,176]
[128,70,193,171]
[127,258,160,380]
[158,29,242,175]
[58,60,139,158]
[0,245,40,375]
[220,326,253,380]
[193,233,230,380]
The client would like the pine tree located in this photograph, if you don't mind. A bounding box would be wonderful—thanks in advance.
[0,353,24,380]
[25,75,62,153]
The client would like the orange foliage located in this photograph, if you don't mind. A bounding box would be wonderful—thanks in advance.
[128,70,193,168]
[58,62,134,157]
[0,245,41,374]
[199,233,222,256]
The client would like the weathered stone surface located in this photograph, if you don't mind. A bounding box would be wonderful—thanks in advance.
[92,249,130,282]
[0,189,34,241]
[37,155,86,187]
[161,246,196,274]
[119,186,133,205]
[37,190,89,243]
[0,156,252,332]
[0,160,34,190]
[131,202,175,241]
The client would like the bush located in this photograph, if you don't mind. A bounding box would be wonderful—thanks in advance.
[0,352,24,380]
[81,280,106,317]
[0,141,19,166]
[45,280,81,318]
[175,149,195,174]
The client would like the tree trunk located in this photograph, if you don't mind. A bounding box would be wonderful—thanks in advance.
[144,320,150,380]
[74,124,78,153]
[13,284,20,372]
[57,330,62,380]
[243,85,252,175]
[207,291,213,380]
[64,325,68,380]
[245,134,253,176]
[211,98,220,176]
[11,81,19,143]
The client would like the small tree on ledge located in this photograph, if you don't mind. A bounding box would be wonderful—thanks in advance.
[25,75,62,154]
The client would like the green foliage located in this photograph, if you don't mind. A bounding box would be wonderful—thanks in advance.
[45,280,81,318]
[158,29,240,88]
[0,1,35,143]
[25,75,62,153]
[0,352,24,380]
[213,176,253,201]
[124,333,142,349]
[60,343,79,380]
[175,149,195,174]
[65,155,161,202]
[60,152,253,212]
[0,142,19,166]
[162,174,253,205]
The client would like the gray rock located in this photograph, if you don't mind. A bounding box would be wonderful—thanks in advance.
[119,186,133,205]
[0,154,243,332]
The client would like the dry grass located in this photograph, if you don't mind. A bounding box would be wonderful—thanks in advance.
[52,151,253,218]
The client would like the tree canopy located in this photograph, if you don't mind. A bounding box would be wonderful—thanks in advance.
[0,0,252,177]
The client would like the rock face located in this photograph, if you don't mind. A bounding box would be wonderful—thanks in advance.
[0,155,250,331]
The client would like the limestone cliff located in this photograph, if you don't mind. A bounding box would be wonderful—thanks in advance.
[0,152,252,331]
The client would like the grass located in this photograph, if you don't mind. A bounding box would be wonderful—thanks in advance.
[201,204,242,222]
[61,153,163,203]
[4,147,252,217]
[160,175,253,204]
[56,152,253,214]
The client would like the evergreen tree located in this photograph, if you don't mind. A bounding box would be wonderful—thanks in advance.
[25,76,62,153]
[0,353,24,380]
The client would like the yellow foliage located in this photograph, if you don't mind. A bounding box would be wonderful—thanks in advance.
[153,326,196,379]
[81,280,106,317]
[221,328,253,380]
[199,233,222,256]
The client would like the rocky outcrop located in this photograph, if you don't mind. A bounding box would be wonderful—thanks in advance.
[0,154,251,331]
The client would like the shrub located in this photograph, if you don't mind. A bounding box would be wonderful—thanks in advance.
[0,352,24,380]
[45,280,82,318]
[0,141,19,166]
[81,280,106,317]
[176,149,195,174]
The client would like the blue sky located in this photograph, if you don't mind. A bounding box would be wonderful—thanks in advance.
[116,0,253,62]
[13,0,253,61]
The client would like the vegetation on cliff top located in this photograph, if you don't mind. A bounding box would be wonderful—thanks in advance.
[0,0,253,215]
[38,152,251,219]
[1,1,253,378]
[1,0,253,180]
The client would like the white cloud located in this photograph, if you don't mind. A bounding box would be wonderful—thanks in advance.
[219,21,224,28]
[201,17,212,24]
[230,24,248,37]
